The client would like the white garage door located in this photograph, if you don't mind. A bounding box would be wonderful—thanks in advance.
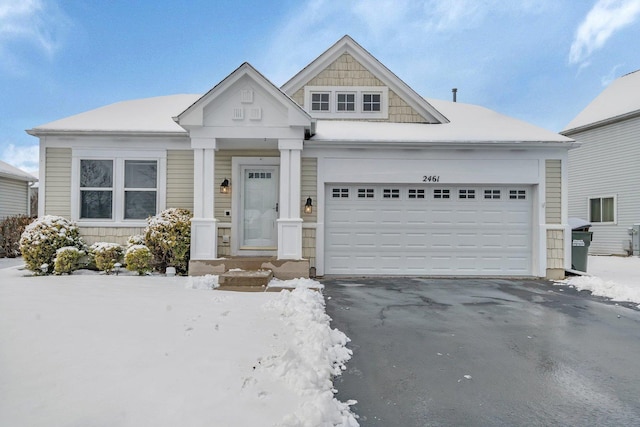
[325,184,532,276]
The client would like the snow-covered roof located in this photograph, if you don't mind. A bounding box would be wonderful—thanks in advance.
[27,93,573,146]
[563,70,640,134]
[0,160,37,182]
[28,94,200,135]
[310,98,573,145]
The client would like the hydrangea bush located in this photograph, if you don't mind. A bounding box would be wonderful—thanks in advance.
[53,247,84,275]
[124,244,153,275]
[144,208,192,274]
[90,242,124,274]
[19,215,85,274]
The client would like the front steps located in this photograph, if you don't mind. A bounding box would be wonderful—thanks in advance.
[190,257,311,292]
[190,257,309,280]
[218,269,274,292]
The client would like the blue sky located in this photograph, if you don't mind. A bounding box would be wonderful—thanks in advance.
[1,0,640,174]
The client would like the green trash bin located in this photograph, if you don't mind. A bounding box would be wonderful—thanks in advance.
[571,231,593,272]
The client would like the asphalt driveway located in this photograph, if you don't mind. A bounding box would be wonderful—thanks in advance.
[323,277,640,426]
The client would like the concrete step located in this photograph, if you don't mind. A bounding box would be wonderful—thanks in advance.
[218,269,273,291]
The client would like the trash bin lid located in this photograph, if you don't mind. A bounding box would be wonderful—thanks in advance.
[569,217,591,231]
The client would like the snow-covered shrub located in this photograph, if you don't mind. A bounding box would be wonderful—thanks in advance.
[126,234,145,247]
[53,247,84,275]
[144,208,192,275]
[90,242,124,274]
[19,215,85,274]
[124,244,153,275]
[0,214,35,258]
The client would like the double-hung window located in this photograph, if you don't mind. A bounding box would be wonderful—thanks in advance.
[589,196,616,223]
[74,150,164,225]
[80,160,113,219]
[124,160,157,219]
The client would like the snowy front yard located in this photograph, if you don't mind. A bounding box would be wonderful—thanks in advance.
[0,266,357,427]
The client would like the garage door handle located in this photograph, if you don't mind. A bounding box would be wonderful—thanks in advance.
[275,203,279,213]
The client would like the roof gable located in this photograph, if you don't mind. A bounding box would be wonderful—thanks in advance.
[281,35,449,124]
[176,62,312,130]
[563,69,640,134]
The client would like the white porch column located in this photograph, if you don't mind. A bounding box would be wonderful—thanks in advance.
[277,139,303,259]
[190,140,218,260]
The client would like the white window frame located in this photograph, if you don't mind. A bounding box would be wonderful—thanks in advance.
[304,86,388,119]
[310,92,330,112]
[588,195,617,224]
[71,149,166,227]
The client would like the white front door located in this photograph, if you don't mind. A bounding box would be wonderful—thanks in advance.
[240,166,279,249]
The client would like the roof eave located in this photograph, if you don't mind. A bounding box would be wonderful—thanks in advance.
[305,139,578,149]
[27,129,188,138]
[562,109,640,135]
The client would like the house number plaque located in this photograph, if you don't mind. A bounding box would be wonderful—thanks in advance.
[422,175,441,183]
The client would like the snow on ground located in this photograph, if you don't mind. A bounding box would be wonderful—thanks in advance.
[556,255,640,307]
[0,264,357,427]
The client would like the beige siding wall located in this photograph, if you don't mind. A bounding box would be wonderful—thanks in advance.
[290,53,426,123]
[45,147,71,218]
[546,229,565,279]
[80,227,145,246]
[0,177,29,219]
[166,150,194,210]
[301,157,317,223]
[545,159,561,224]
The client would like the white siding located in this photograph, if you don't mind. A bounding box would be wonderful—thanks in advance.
[0,177,29,219]
[568,116,640,255]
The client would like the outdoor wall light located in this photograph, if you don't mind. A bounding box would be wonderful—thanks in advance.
[304,197,313,214]
[220,178,230,194]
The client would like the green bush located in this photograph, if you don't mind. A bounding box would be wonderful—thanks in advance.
[90,242,124,274]
[144,208,192,275]
[124,244,153,275]
[1,215,35,258]
[54,247,84,275]
[19,215,85,275]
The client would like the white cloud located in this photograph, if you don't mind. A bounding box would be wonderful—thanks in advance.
[569,0,640,66]
[600,63,625,86]
[0,0,70,72]
[2,144,39,175]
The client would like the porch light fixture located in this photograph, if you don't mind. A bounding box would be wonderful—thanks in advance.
[220,178,230,194]
[304,197,313,214]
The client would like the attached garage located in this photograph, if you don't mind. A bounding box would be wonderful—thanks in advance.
[325,184,533,276]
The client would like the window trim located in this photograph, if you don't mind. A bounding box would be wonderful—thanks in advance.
[310,92,330,112]
[72,149,166,227]
[588,195,617,224]
[304,86,388,119]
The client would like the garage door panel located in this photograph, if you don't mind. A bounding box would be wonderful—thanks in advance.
[325,184,532,276]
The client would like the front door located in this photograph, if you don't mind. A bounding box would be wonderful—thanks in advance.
[240,166,279,249]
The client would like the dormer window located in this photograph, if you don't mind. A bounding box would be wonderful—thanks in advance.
[311,93,330,111]
[337,93,356,111]
[363,93,381,111]
[304,86,388,119]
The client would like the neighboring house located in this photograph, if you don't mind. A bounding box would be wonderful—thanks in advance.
[562,70,640,255]
[0,160,37,219]
[28,36,575,279]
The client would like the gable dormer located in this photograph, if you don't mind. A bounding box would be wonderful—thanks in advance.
[281,35,448,124]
